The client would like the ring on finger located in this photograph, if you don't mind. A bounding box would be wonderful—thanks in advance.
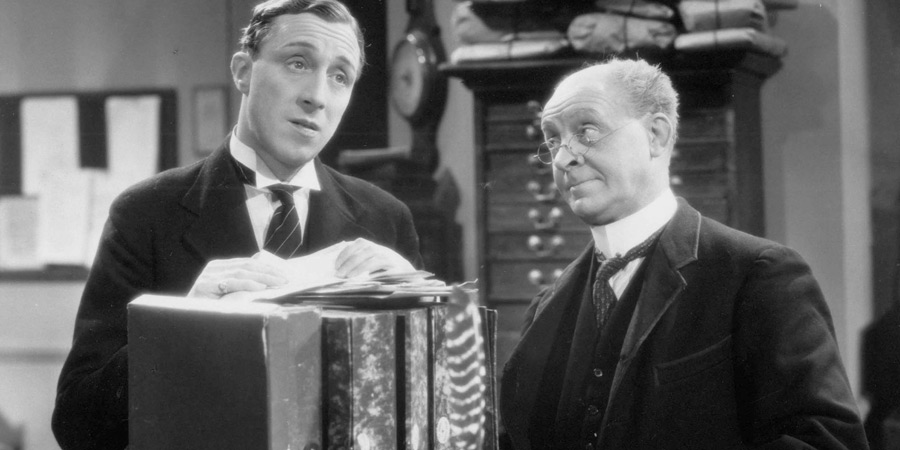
[218,280,229,296]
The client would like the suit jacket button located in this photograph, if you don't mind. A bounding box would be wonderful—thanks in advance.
[593,368,603,378]
[585,444,594,450]
[586,404,600,416]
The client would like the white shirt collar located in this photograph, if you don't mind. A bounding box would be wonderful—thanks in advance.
[229,131,320,191]
[591,189,676,257]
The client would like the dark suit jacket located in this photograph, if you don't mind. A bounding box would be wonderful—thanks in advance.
[52,143,422,450]
[500,199,868,450]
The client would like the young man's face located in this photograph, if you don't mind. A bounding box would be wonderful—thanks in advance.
[233,13,361,178]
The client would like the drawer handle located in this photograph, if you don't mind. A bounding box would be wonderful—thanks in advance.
[526,180,559,203]
[526,155,552,175]
[527,268,565,287]
[670,175,683,186]
[527,234,565,257]
[526,100,543,141]
[526,100,542,116]
[528,207,563,231]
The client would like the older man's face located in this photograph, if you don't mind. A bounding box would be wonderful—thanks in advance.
[540,68,659,226]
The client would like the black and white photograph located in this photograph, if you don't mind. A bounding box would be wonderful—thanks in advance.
[0,0,897,449]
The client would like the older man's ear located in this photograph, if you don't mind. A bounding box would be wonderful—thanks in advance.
[647,112,675,158]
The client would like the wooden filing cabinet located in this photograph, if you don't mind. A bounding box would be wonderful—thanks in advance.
[443,51,781,373]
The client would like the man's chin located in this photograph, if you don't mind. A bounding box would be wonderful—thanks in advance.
[257,145,321,178]
[276,142,322,165]
[569,199,614,226]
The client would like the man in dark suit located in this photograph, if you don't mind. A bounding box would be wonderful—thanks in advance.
[499,58,869,449]
[52,1,420,449]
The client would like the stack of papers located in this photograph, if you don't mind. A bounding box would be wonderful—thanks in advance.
[240,242,458,303]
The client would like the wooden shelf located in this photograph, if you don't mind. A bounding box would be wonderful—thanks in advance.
[0,265,89,282]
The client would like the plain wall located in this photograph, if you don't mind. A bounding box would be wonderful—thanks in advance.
[762,0,874,403]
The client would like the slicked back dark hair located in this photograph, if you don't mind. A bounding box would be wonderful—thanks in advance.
[239,0,365,71]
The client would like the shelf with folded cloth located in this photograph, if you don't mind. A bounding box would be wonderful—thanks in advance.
[447,0,795,64]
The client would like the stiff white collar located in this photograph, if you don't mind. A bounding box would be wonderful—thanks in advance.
[229,131,320,191]
[591,189,676,257]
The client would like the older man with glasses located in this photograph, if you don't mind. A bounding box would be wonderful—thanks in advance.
[499,57,868,450]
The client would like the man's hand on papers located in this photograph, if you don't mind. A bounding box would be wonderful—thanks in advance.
[187,241,429,302]
[334,237,416,278]
[186,254,289,299]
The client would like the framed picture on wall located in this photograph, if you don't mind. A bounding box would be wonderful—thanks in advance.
[193,85,228,155]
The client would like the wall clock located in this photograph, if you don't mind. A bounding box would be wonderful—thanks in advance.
[390,29,443,125]
[388,0,447,171]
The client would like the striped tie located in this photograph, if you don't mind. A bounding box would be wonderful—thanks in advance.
[264,184,303,258]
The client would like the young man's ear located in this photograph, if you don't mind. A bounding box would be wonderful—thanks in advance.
[648,112,674,158]
[231,52,252,95]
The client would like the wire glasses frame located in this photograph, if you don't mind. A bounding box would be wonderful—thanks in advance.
[533,119,640,165]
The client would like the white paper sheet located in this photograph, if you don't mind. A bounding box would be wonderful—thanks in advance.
[20,96,80,195]
[106,95,161,186]
[0,196,41,270]
[36,170,92,265]
[20,96,94,266]
[228,243,444,302]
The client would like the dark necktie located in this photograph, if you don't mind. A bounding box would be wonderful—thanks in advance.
[264,184,303,258]
[592,229,662,329]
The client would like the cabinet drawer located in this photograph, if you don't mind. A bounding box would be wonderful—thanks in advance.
[672,140,729,172]
[484,177,561,204]
[484,120,543,151]
[485,99,543,122]
[488,261,571,299]
[669,172,730,195]
[484,99,545,150]
[485,179,559,204]
[485,151,552,182]
[488,203,583,232]
[680,195,729,223]
[483,151,558,204]
[488,230,591,259]
[678,109,732,140]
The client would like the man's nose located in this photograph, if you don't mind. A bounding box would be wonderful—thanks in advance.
[553,144,579,170]
[299,72,327,111]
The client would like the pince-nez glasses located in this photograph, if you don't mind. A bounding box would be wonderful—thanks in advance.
[533,119,639,165]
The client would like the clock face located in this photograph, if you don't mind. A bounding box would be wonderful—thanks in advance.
[390,31,436,121]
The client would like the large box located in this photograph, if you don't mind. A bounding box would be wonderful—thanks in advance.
[128,295,497,450]
[128,296,323,450]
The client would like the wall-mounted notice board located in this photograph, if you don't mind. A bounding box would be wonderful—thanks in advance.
[0,89,177,280]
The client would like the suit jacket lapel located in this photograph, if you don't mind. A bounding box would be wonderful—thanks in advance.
[181,143,259,261]
[303,160,376,253]
[608,200,701,405]
[501,244,594,450]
